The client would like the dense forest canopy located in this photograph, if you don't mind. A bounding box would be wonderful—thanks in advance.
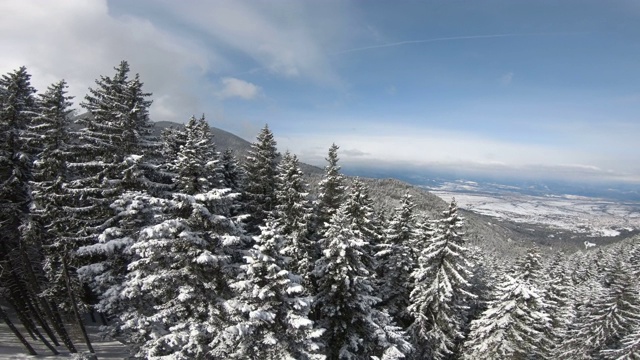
[1,62,639,359]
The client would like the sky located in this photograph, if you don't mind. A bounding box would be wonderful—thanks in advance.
[1,0,640,184]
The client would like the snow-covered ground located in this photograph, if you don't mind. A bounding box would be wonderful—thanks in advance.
[0,313,130,359]
[431,189,640,237]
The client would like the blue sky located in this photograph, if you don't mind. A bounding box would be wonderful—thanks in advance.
[1,0,639,183]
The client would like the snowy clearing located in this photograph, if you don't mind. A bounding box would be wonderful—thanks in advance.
[432,190,640,237]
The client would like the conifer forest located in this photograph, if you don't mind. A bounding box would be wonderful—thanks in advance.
[1,62,639,359]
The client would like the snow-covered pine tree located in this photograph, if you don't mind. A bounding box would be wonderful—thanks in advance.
[243,124,279,234]
[407,199,475,360]
[559,248,640,359]
[314,143,346,233]
[313,203,411,359]
[600,327,640,359]
[161,126,187,166]
[377,193,418,328]
[220,148,243,193]
[0,67,63,351]
[0,66,37,262]
[117,118,246,358]
[73,61,161,318]
[273,151,315,285]
[463,246,493,336]
[220,219,323,359]
[341,179,383,266]
[30,80,89,352]
[31,80,77,299]
[543,251,575,354]
[165,115,221,195]
[462,247,551,360]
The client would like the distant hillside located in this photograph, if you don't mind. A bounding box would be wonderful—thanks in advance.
[154,120,253,158]
[153,121,324,176]
[151,121,554,258]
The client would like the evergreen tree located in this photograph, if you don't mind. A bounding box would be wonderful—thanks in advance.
[313,204,411,359]
[168,115,221,195]
[315,143,346,232]
[0,66,37,261]
[342,179,383,264]
[116,124,244,357]
[220,148,243,193]
[408,199,475,359]
[462,248,551,360]
[31,80,77,303]
[73,61,159,318]
[221,219,323,359]
[274,151,315,285]
[30,80,87,351]
[543,252,575,354]
[0,67,64,352]
[377,193,418,327]
[600,327,640,359]
[243,124,279,234]
[559,249,640,358]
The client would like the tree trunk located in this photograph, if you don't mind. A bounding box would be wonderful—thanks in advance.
[17,245,63,347]
[49,300,78,353]
[99,312,108,326]
[9,296,37,340]
[0,305,37,355]
[63,256,95,354]
[8,298,58,355]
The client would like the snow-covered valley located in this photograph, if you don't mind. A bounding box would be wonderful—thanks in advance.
[427,180,640,239]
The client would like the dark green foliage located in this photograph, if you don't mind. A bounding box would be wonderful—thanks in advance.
[242,124,279,233]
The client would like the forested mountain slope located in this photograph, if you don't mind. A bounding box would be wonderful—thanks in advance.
[151,120,560,258]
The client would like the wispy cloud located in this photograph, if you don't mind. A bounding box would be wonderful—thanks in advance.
[500,72,514,86]
[149,0,346,85]
[336,32,588,54]
[216,77,261,100]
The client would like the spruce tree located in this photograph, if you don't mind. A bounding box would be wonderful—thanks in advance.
[73,61,160,318]
[313,203,411,359]
[165,115,221,195]
[220,149,243,193]
[408,199,474,359]
[0,66,37,263]
[600,328,640,359]
[117,119,245,358]
[559,249,640,358]
[315,143,346,232]
[0,67,64,352]
[31,80,77,301]
[243,125,279,234]
[274,151,315,285]
[377,193,418,327]
[30,80,88,352]
[543,252,575,353]
[462,248,551,360]
[221,219,323,359]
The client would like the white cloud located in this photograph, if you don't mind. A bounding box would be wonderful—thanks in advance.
[148,0,348,85]
[277,124,640,183]
[342,148,369,157]
[216,77,261,100]
[500,71,514,86]
[0,0,352,126]
[0,0,215,122]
